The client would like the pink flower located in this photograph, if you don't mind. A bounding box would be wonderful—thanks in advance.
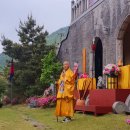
[103,64,120,76]
[126,119,130,124]
[80,73,89,78]
[111,67,115,72]
[27,96,57,108]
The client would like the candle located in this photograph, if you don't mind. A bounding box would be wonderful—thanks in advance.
[82,48,87,73]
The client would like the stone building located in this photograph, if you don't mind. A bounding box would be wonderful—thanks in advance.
[58,0,130,81]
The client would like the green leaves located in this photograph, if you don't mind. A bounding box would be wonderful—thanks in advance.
[17,15,45,45]
[1,15,62,97]
[0,76,8,97]
[40,50,62,86]
[1,15,52,97]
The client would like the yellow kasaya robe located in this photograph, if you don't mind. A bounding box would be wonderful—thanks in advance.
[55,68,75,117]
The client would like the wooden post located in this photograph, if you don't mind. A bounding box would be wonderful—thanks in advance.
[82,48,87,73]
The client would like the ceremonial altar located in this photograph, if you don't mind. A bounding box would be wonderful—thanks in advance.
[74,47,130,115]
[74,64,130,115]
[85,65,130,115]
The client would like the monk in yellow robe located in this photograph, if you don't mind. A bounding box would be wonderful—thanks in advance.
[55,61,75,122]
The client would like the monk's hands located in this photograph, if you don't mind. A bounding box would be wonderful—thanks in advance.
[62,73,65,78]
[65,97,70,103]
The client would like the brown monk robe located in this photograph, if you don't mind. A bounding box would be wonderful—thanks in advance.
[55,61,75,122]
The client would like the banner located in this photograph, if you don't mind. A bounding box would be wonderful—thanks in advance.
[9,59,14,81]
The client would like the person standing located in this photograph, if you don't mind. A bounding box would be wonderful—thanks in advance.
[55,61,75,122]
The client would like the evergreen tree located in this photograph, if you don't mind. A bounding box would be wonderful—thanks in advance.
[1,15,54,97]
[0,76,8,98]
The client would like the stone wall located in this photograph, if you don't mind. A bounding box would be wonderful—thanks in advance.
[58,0,130,74]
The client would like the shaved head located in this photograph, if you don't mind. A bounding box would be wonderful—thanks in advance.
[63,61,70,71]
[63,61,70,66]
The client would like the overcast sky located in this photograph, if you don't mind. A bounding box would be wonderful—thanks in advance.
[0,0,71,53]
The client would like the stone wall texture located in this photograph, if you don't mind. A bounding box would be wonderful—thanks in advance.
[58,0,130,73]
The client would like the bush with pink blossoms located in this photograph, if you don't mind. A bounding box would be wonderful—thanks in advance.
[26,96,38,104]
[126,118,130,125]
[26,96,56,108]
[2,96,11,105]
[11,98,19,105]
[26,96,38,108]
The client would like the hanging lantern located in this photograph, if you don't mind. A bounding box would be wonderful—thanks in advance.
[91,44,96,51]
[91,38,96,51]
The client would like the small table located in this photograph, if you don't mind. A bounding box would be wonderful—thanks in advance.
[77,78,96,90]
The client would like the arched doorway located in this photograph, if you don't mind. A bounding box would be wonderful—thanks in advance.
[95,37,103,82]
[117,15,130,65]
[123,23,130,65]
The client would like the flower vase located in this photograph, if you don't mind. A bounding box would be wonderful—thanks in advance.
[107,75,118,89]
[106,76,108,89]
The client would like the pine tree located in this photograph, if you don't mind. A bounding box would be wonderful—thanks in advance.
[1,15,54,97]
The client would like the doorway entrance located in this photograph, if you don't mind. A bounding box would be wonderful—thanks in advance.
[123,23,130,65]
[117,15,130,65]
[95,37,103,82]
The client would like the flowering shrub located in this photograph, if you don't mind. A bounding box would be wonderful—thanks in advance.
[37,97,49,107]
[11,98,19,105]
[2,96,11,105]
[26,96,56,108]
[26,96,38,104]
[2,96,19,105]
[26,96,38,108]
[103,64,120,77]
[126,118,130,125]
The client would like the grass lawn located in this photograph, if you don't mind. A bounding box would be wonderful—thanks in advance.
[0,106,36,130]
[0,105,130,130]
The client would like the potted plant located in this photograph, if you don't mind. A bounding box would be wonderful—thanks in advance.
[103,64,120,89]
[103,64,120,77]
